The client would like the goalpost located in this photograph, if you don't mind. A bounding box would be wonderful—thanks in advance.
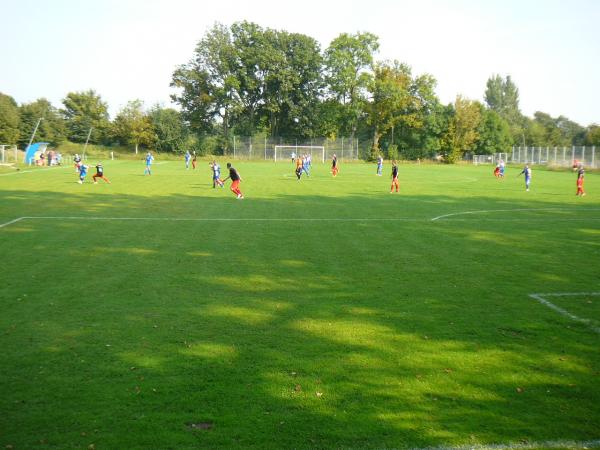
[274,145,325,163]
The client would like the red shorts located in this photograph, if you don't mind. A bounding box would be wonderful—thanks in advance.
[231,180,240,190]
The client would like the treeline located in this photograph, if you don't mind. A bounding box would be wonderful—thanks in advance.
[1,21,599,161]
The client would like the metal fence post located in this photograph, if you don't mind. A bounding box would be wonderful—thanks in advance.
[554,147,557,165]
[592,146,595,168]
[572,146,575,164]
[582,146,586,165]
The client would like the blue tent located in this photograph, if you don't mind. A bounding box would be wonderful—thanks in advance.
[24,142,49,164]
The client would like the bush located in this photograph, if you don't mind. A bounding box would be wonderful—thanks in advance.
[387,144,399,161]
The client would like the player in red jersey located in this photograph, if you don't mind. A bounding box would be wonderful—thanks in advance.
[222,163,244,199]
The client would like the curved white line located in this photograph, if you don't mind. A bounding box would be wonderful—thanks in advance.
[431,208,600,222]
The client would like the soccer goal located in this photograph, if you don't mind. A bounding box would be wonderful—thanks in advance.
[274,145,325,163]
[473,154,495,165]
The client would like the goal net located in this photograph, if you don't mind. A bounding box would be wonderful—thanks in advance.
[274,145,325,163]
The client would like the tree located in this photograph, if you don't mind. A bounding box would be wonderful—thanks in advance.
[475,108,513,154]
[62,90,110,144]
[324,32,379,138]
[112,100,155,154]
[367,61,413,159]
[149,106,187,153]
[0,93,20,144]
[443,96,481,162]
[18,98,66,148]
[172,23,239,149]
[585,124,600,146]
[484,74,524,142]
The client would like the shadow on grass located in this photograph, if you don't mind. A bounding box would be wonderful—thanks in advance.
[0,188,599,449]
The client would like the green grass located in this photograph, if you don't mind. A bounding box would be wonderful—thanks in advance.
[1,160,599,449]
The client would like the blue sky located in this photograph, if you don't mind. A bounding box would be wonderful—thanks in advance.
[1,0,599,125]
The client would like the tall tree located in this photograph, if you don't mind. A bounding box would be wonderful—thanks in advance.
[475,108,513,154]
[367,61,413,158]
[62,90,110,144]
[0,93,20,145]
[172,23,239,149]
[324,32,379,138]
[18,98,66,148]
[585,124,600,146]
[443,96,482,162]
[149,106,187,153]
[112,100,155,154]
[484,74,523,142]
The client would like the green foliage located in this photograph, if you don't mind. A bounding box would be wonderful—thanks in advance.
[475,109,513,154]
[585,124,600,145]
[443,96,481,162]
[386,144,398,160]
[0,93,20,144]
[112,100,156,153]
[324,32,379,136]
[149,106,187,153]
[62,90,110,144]
[18,98,66,147]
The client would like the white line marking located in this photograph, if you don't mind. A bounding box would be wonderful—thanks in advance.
[0,217,25,228]
[413,438,600,450]
[529,292,600,334]
[432,208,600,221]
[0,216,420,229]
[0,166,71,176]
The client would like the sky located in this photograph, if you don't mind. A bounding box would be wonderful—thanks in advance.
[1,0,599,125]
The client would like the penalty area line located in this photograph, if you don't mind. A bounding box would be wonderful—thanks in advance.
[529,292,600,335]
[431,207,600,222]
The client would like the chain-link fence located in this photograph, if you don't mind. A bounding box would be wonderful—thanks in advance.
[510,146,598,168]
[0,145,20,164]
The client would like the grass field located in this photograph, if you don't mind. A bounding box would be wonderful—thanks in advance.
[1,160,599,449]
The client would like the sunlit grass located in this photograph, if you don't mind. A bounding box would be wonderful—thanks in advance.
[0,161,599,449]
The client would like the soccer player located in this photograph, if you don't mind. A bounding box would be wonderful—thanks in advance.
[377,154,383,176]
[331,154,338,177]
[210,160,224,188]
[144,152,154,175]
[222,163,244,199]
[302,154,310,177]
[519,164,532,191]
[291,151,296,163]
[390,160,399,193]
[499,159,505,178]
[184,151,191,169]
[92,162,111,184]
[78,163,89,184]
[295,155,303,180]
[494,164,500,178]
[74,154,82,173]
[576,164,586,196]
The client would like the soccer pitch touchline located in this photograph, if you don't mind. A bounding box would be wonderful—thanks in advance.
[413,438,600,450]
[431,208,600,221]
[529,292,600,334]
[0,166,72,176]
[0,216,422,228]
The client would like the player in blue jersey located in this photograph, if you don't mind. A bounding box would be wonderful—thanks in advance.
[184,151,191,169]
[519,164,532,191]
[377,154,383,176]
[210,160,224,188]
[302,154,310,177]
[78,163,89,184]
[144,152,154,175]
